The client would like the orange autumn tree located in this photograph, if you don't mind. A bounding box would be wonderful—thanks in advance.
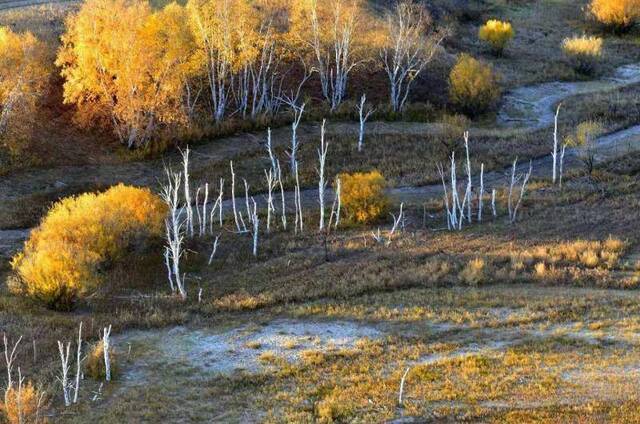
[0,27,49,146]
[56,0,197,148]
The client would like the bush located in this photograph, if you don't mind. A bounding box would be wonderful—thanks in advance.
[478,19,514,55]
[562,35,603,74]
[564,120,604,174]
[338,171,389,224]
[589,0,640,31]
[1,382,47,424]
[85,340,119,380]
[435,113,470,155]
[459,258,486,285]
[449,54,501,117]
[10,184,166,310]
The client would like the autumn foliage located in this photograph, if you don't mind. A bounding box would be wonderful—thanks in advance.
[338,170,389,224]
[10,185,166,310]
[478,19,514,55]
[589,0,640,31]
[562,35,603,74]
[449,54,500,116]
[85,340,119,380]
[1,382,47,424]
[0,27,49,150]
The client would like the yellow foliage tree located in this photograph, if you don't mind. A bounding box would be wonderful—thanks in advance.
[56,0,197,148]
[0,27,49,148]
[589,0,640,31]
[449,54,500,116]
[10,184,166,310]
[1,382,47,424]
[478,19,514,55]
[338,170,389,224]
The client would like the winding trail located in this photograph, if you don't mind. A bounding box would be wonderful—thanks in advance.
[2,63,640,259]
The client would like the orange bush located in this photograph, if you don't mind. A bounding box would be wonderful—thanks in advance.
[1,382,47,424]
[10,184,166,310]
[589,0,640,31]
[338,171,389,224]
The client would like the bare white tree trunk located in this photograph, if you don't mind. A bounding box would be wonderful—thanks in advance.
[508,159,533,224]
[491,189,497,218]
[230,161,243,233]
[559,144,567,188]
[208,235,220,265]
[265,169,276,233]
[398,367,411,406]
[3,334,22,405]
[282,99,306,172]
[57,341,71,406]
[356,94,374,152]
[478,163,484,222]
[552,104,562,184]
[201,183,209,237]
[265,128,277,173]
[294,161,303,234]
[250,198,259,257]
[103,326,112,382]
[161,167,186,299]
[317,120,329,231]
[181,147,194,237]
[328,176,341,229]
[73,322,82,404]
[194,186,202,237]
[209,178,224,232]
[463,132,472,224]
[277,161,287,230]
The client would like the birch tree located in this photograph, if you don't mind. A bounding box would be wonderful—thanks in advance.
[290,0,368,111]
[381,1,446,112]
[317,119,329,230]
[356,94,375,152]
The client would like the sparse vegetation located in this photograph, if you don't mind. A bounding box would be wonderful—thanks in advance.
[85,340,119,381]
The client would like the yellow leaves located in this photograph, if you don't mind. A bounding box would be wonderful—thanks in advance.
[56,0,196,147]
[448,54,500,117]
[562,35,603,74]
[589,0,640,30]
[11,184,166,310]
[338,170,389,224]
[0,26,49,140]
[478,19,514,55]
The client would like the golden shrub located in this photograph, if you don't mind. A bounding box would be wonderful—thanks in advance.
[10,184,166,310]
[1,382,47,424]
[589,0,640,30]
[478,19,514,55]
[85,340,119,380]
[449,54,500,116]
[562,35,603,74]
[459,258,486,285]
[338,171,389,224]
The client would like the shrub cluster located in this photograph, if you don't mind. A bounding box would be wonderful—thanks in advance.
[449,54,501,117]
[589,0,640,31]
[478,19,514,55]
[10,184,166,310]
[562,35,603,74]
[1,382,46,424]
[338,171,389,224]
[85,340,119,380]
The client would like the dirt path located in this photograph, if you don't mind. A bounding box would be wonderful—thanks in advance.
[0,0,75,10]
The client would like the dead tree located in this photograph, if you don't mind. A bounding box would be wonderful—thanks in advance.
[277,160,287,230]
[294,160,304,234]
[103,325,112,382]
[181,147,194,237]
[478,163,484,222]
[3,334,22,404]
[230,161,246,233]
[317,120,329,231]
[552,104,562,184]
[201,183,209,237]
[559,143,567,188]
[508,159,533,224]
[328,176,341,229]
[73,322,82,404]
[463,132,472,223]
[161,167,187,299]
[282,97,306,172]
[250,197,259,257]
[491,189,497,218]
[356,94,375,152]
[265,168,276,233]
[57,340,71,406]
[208,235,220,265]
[209,178,224,232]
